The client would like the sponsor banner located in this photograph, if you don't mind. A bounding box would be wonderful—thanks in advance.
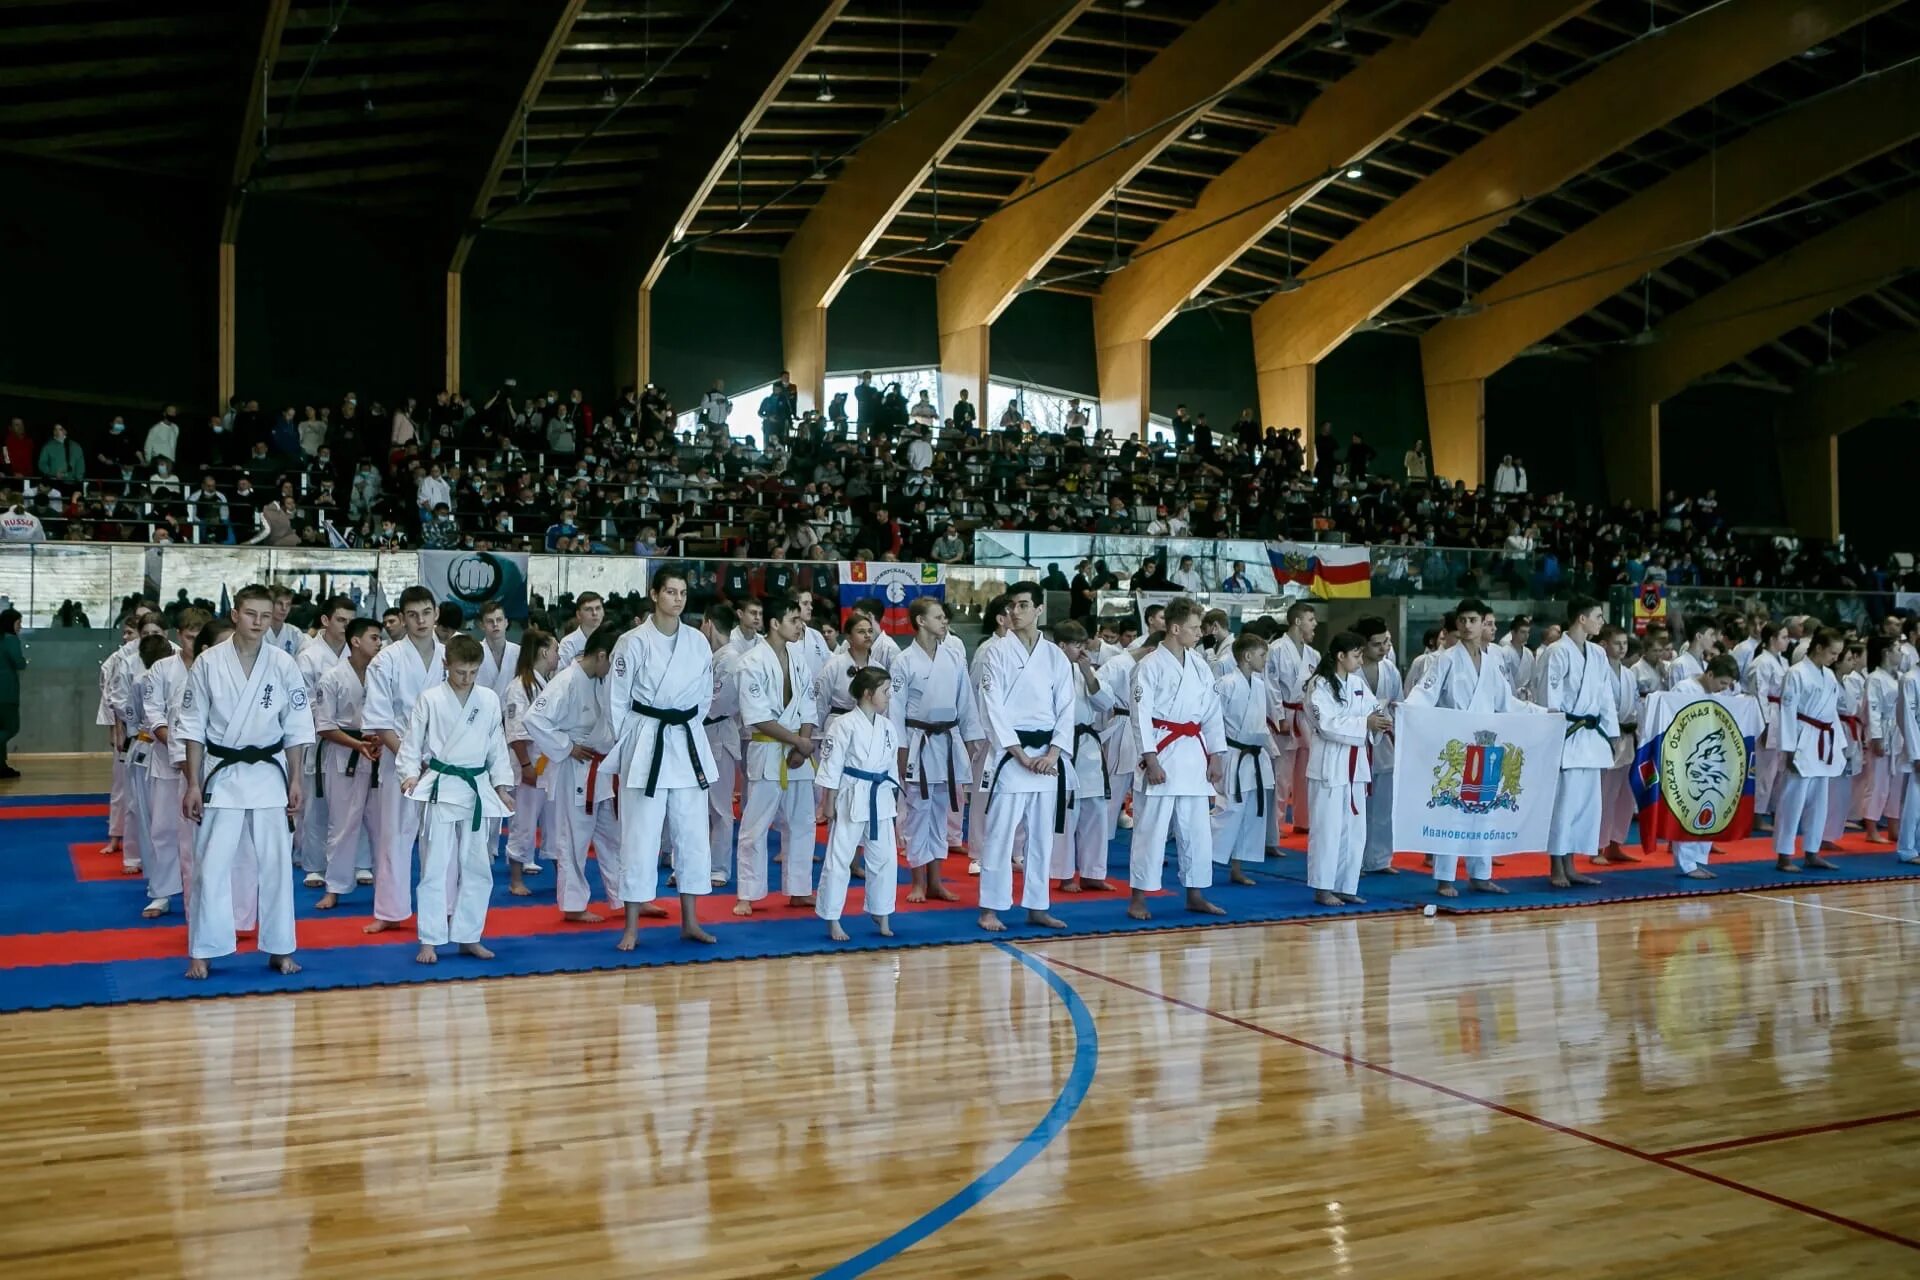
[1266,540,1370,599]
[1391,704,1565,856]
[838,561,943,635]
[1630,690,1760,850]
[418,550,531,620]
[1632,581,1668,635]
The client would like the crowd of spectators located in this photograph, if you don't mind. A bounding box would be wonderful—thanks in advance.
[0,379,1904,596]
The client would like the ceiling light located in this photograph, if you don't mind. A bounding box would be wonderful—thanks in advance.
[1122,0,1146,8]
[1517,71,1538,99]
[810,150,827,180]
[815,74,834,103]
[1801,44,1834,60]
[1449,301,1483,318]
[361,97,375,117]
[1186,121,1206,142]
[1327,18,1348,50]
[601,84,618,105]
[1629,327,1660,347]
[1010,89,1030,117]
[1344,164,1364,180]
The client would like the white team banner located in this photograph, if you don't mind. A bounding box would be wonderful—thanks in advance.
[1391,705,1566,857]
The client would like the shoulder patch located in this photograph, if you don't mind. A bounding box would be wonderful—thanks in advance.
[290,688,308,711]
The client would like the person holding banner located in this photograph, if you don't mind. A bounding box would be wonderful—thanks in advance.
[1213,630,1271,885]
[1354,617,1403,876]
[1774,627,1846,872]
[1268,602,1319,840]
[1542,597,1616,890]
[1660,655,1744,878]
[1126,598,1227,921]
[891,596,979,903]
[1304,632,1393,906]
[977,583,1072,932]
[1667,617,1718,691]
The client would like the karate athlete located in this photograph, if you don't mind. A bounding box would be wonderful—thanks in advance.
[525,626,624,922]
[963,593,1012,873]
[502,629,557,895]
[98,614,140,866]
[814,666,902,940]
[1101,630,1145,853]
[1405,620,1451,689]
[1304,632,1391,906]
[1212,630,1272,887]
[475,599,520,700]
[605,567,720,950]
[394,634,515,964]
[1403,598,1541,897]
[889,596,980,903]
[1744,623,1791,831]
[294,596,354,888]
[125,634,176,913]
[839,596,901,670]
[176,584,314,979]
[1543,596,1617,890]
[1667,616,1717,691]
[553,592,606,669]
[1662,656,1741,878]
[794,589,836,675]
[312,616,384,909]
[1498,616,1535,697]
[1827,640,1867,850]
[700,604,743,889]
[136,608,207,917]
[262,586,301,657]
[736,594,819,914]
[1050,620,1115,894]
[1596,626,1644,864]
[1201,609,1235,677]
[976,582,1072,931]
[1126,597,1227,921]
[813,612,883,730]
[361,587,445,934]
[1895,650,1920,864]
[1857,635,1902,843]
[107,615,170,878]
[1268,601,1319,837]
[729,597,763,657]
[1774,627,1846,872]
[1356,616,1403,876]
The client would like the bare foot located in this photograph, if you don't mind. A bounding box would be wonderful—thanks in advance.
[1367,865,1402,876]
[1314,889,1343,906]
[978,910,1006,933]
[1567,872,1601,886]
[1866,827,1892,844]
[634,902,670,918]
[562,909,604,924]
[1057,877,1084,894]
[1185,891,1225,916]
[1127,897,1152,921]
[732,901,754,917]
[873,915,894,937]
[459,942,495,959]
[615,930,639,951]
[184,958,209,980]
[1550,875,1572,889]
[1819,840,1844,853]
[1230,866,1256,886]
[142,900,168,919]
[681,923,716,944]
[1804,855,1840,871]
[927,881,960,901]
[1775,857,1801,873]
[314,892,339,910]
[1079,878,1111,892]
[1469,879,1509,895]
[1681,868,1717,879]
[1028,910,1066,928]
[906,885,928,903]
[507,871,531,897]
[363,918,402,935]
[827,921,850,942]
[415,946,438,964]
[788,895,815,909]
[1337,893,1367,905]
[1436,883,1459,898]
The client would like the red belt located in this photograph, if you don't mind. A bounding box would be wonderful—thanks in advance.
[1283,700,1305,736]
[1797,713,1834,764]
[1152,718,1202,755]
[1346,745,1362,815]
[583,751,608,813]
[1841,713,1864,748]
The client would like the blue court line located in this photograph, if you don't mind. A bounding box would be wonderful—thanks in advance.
[814,940,1099,1279]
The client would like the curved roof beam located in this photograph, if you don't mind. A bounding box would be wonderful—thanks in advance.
[1777,329,1920,538]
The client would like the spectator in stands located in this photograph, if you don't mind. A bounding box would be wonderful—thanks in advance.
[38,422,83,485]
[296,406,327,459]
[1170,555,1205,593]
[853,372,880,439]
[951,388,976,436]
[148,457,182,499]
[1194,411,1213,458]
[143,407,180,468]
[1235,408,1259,455]
[545,504,580,552]
[1170,404,1192,451]
[243,440,281,481]
[1347,432,1374,479]
[1404,438,1429,484]
[4,419,33,478]
[1313,422,1338,489]
[417,462,451,523]
[759,375,796,447]
[1095,495,1131,534]
[1220,560,1252,593]
[909,390,939,431]
[1493,454,1523,494]
[93,416,137,477]
[422,502,460,549]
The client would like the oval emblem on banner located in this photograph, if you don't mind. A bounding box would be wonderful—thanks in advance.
[445,552,506,603]
[1658,698,1747,836]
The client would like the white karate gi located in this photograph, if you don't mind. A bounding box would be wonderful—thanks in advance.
[1212,668,1272,868]
[1359,658,1403,871]
[737,638,819,902]
[1267,635,1317,833]
[477,638,521,701]
[554,623,602,671]
[1828,671,1866,845]
[362,636,445,922]
[1544,634,1620,858]
[525,662,623,912]
[608,620,718,903]
[110,649,158,876]
[1775,660,1844,857]
[815,708,901,921]
[813,649,881,731]
[314,661,380,896]
[1895,669,1920,861]
[1404,644,1541,882]
[293,637,348,875]
[135,657,186,903]
[963,633,1004,854]
[264,623,302,658]
[1857,668,1902,825]
[502,673,549,868]
[1599,662,1642,847]
[1053,663,1117,882]
[704,646,743,883]
[1745,648,1789,814]
[99,645,129,848]
[395,683,514,946]
[164,651,255,928]
[1667,649,1706,692]
[1732,636,1757,678]
[176,642,315,960]
[890,639,982,869]
[1305,673,1377,895]
[977,632,1074,912]
[1099,647,1138,843]
[1499,639,1534,697]
[1128,646,1226,893]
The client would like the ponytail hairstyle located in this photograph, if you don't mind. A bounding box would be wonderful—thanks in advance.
[515,627,554,699]
[1310,630,1367,702]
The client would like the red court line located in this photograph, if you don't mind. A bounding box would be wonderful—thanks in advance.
[69,842,141,882]
[1036,952,1920,1255]
[0,804,108,820]
[1654,1108,1920,1160]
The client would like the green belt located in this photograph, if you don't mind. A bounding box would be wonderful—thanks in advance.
[427,757,490,831]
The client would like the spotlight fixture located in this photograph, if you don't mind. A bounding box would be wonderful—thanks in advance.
[815,73,834,103]
[1327,17,1348,50]
[1344,164,1364,180]
[1516,70,1539,99]
[1185,121,1206,142]
[601,83,618,105]
[1122,0,1146,8]
[1276,276,1303,294]
[1010,89,1031,117]
[1800,44,1834,60]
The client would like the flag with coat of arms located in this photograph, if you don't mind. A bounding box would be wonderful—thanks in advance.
[1629,689,1760,851]
[1266,540,1371,599]
[839,562,943,635]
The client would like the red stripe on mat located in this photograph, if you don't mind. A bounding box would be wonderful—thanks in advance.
[70,842,142,882]
[4,804,109,820]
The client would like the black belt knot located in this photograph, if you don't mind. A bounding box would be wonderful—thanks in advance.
[631,701,709,796]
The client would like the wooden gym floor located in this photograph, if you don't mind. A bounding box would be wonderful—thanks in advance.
[1,758,1916,1277]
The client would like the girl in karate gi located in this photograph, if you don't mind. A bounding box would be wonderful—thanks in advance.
[396,635,517,964]
[138,608,208,918]
[1857,636,1902,844]
[1775,627,1846,872]
[1895,651,1920,864]
[814,667,902,940]
[1827,640,1867,849]
[503,629,557,895]
[1303,633,1392,907]
[1211,630,1271,886]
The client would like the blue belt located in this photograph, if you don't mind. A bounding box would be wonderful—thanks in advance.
[842,766,902,841]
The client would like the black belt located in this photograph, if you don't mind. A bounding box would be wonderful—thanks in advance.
[1565,714,1604,739]
[203,739,292,832]
[702,714,729,726]
[1074,722,1109,800]
[986,728,1070,833]
[339,729,381,790]
[1227,736,1268,817]
[631,701,709,796]
[317,729,381,797]
[906,716,959,806]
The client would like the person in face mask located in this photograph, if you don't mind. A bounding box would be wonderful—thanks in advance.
[144,405,180,468]
[203,415,234,469]
[95,416,138,477]
[148,455,182,498]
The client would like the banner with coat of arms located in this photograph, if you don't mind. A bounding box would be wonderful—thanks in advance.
[838,561,943,635]
[1391,705,1566,857]
[1630,690,1761,851]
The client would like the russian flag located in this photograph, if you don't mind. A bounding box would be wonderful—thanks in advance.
[1630,726,1757,852]
[1266,540,1371,599]
[837,562,943,635]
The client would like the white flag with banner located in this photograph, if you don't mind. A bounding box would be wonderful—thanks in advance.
[1391,704,1566,857]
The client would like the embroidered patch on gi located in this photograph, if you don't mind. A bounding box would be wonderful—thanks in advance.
[261,683,274,709]
[290,689,308,711]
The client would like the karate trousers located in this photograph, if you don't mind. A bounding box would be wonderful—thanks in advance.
[980,787,1055,912]
[188,806,296,960]
[1432,852,1493,883]
[1826,772,1854,845]
[1211,787,1263,867]
[1673,841,1713,873]
[1051,785,1109,881]
[819,812,896,921]
[554,792,621,913]
[1547,768,1604,858]
[297,757,329,876]
[144,773,186,901]
[1896,768,1920,860]
[903,782,957,870]
[415,810,493,946]
[619,784,711,903]
[323,765,378,896]
[371,763,425,922]
[505,784,545,866]
[738,776,816,901]
[1362,769,1396,871]
[1105,772,1134,841]
[1754,747,1784,815]
[1306,779,1365,895]
[126,756,161,884]
[1599,765,1635,847]
[1774,770,1832,857]
[1288,748,1311,832]
[1855,753,1894,823]
[962,741,990,851]
[109,746,129,845]
[707,750,739,884]
[1128,792,1214,893]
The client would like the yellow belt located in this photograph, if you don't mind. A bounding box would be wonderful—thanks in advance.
[136,732,154,743]
[752,732,792,789]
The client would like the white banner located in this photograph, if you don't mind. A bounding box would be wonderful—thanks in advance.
[419,550,531,620]
[1391,704,1565,857]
